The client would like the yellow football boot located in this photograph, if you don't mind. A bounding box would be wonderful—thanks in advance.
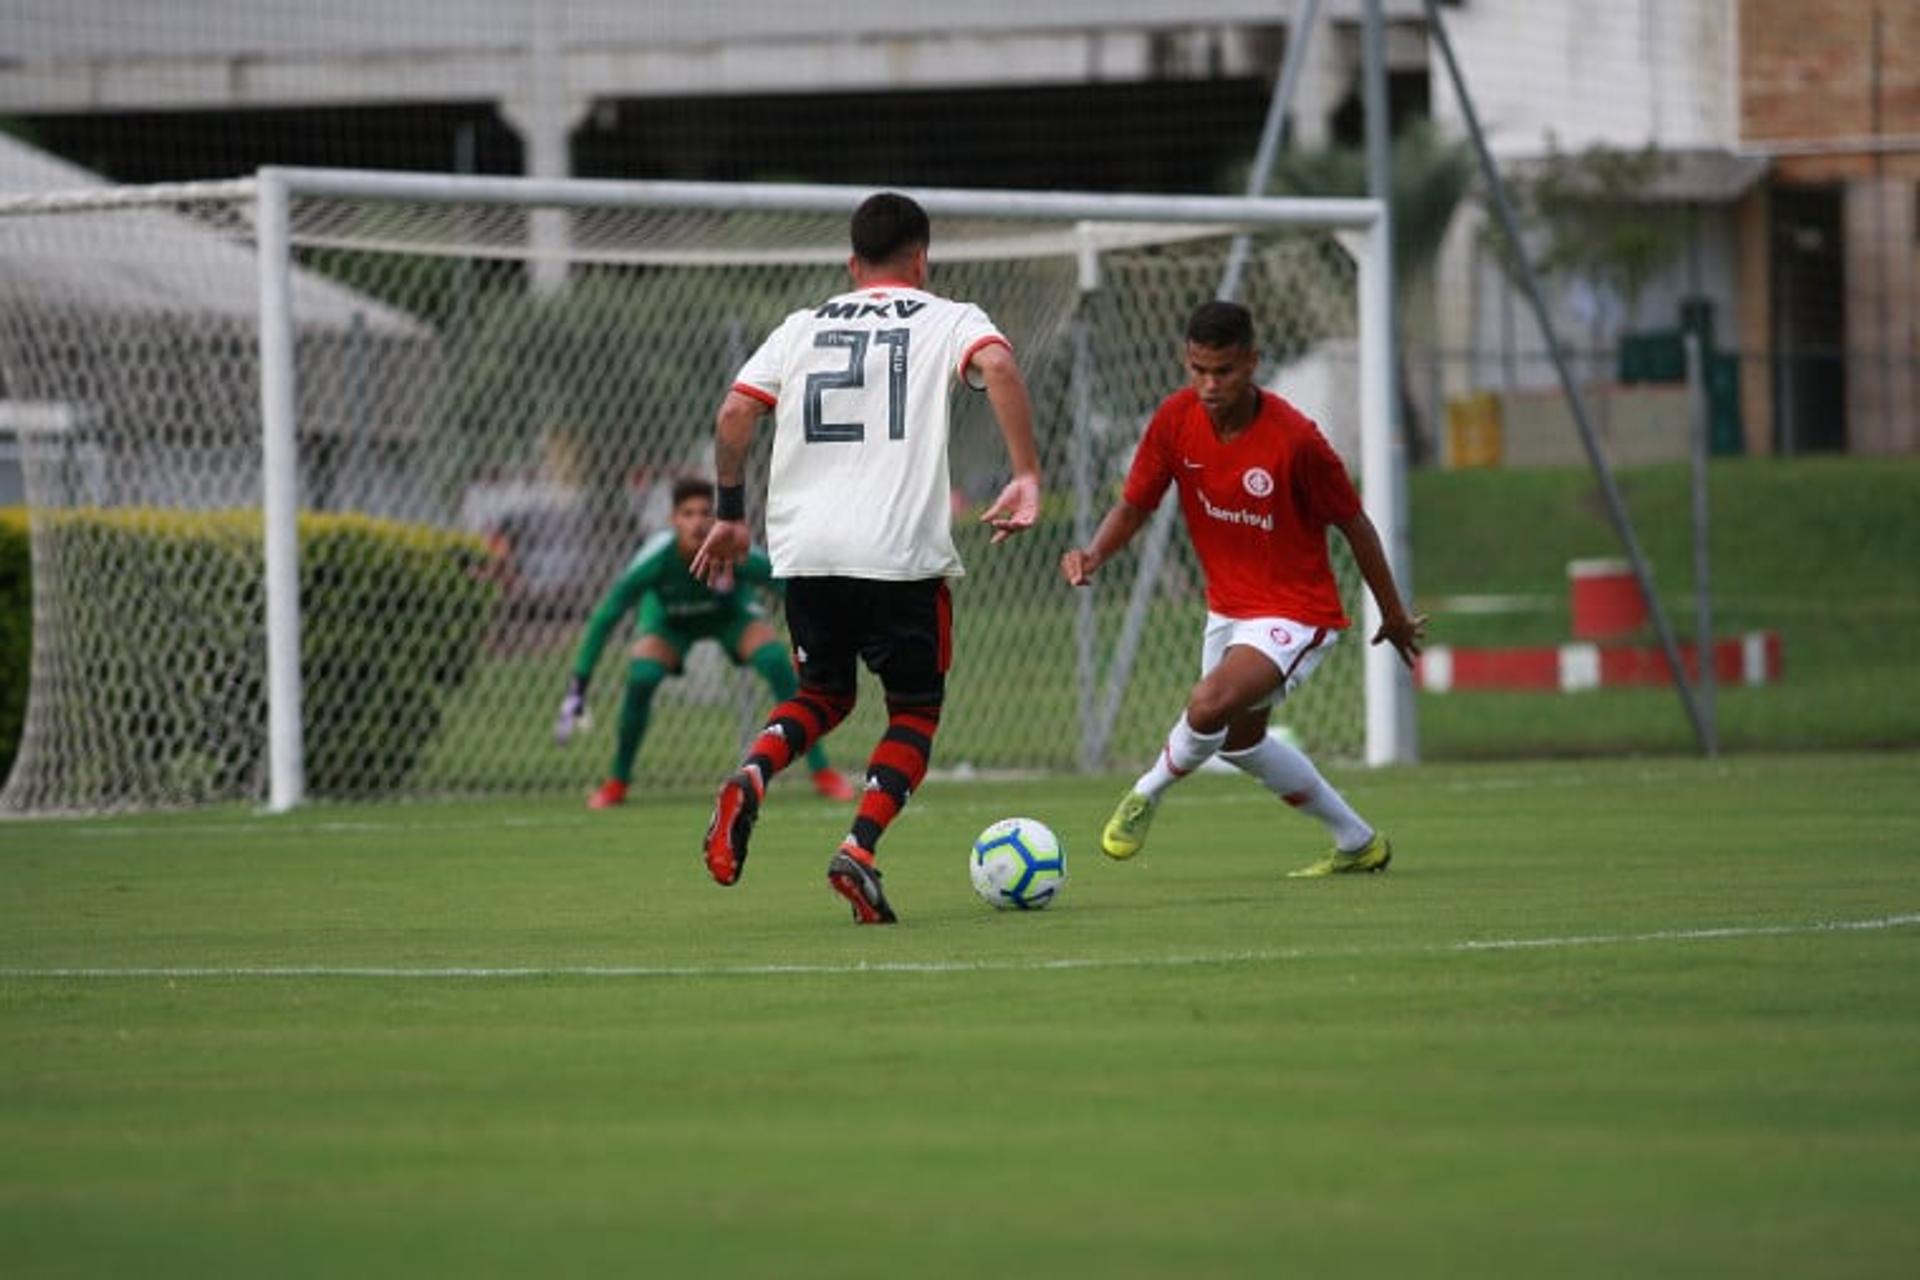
[1287,831,1393,878]
[1100,790,1157,860]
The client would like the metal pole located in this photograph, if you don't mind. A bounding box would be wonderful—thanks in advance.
[1221,0,1326,301]
[1686,333,1718,755]
[1871,4,1894,452]
[1356,214,1403,762]
[1070,330,1101,772]
[257,170,307,811]
[1423,0,1713,752]
[1092,0,1328,764]
[1362,0,1416,762]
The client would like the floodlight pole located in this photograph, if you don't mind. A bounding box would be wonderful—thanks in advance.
[1422,0,1713,752]
[1686,333,1719,755]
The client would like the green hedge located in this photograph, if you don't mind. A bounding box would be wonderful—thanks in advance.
[3,509,497,805]
[0,510,28,782]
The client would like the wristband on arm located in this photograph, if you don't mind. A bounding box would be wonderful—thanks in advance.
[716,483,746,522]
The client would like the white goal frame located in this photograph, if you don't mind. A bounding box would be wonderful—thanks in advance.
[246,168,1409,809]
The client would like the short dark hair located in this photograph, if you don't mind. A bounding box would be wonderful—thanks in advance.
[671,477,715,508]
[850,192,931,266]
[1185,300,1255,351]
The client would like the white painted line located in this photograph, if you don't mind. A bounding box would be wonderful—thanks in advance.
[1431,594,1556,615]
[1743,630,1768,686]
[1558,642,1600,692]
[3,914,1914,981]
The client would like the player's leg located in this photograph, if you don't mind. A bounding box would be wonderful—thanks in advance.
[702,579,857,887]
[1202,625,1390,876]
[592,633,678,809]
[826,578,949,924]
[1102,617,1278,858]
[732,619,854,801]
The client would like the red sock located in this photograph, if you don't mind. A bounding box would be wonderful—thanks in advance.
[744,688,853,791]
[849,700,941,855]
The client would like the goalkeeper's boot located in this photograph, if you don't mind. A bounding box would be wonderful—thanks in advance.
[587,779,628,810]
[810,767,857,802]
[703,769,762,886]
[1100,790,1157,860]
[827,844,898,925]
[1287,831,1393,879]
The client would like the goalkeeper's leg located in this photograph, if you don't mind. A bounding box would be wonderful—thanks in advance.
[593,638,676,808]
[610,655,669,781]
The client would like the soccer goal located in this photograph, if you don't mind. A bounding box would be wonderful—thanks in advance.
[0,167,1406,814]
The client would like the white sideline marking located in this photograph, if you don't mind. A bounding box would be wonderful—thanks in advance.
[4,914,1915,981]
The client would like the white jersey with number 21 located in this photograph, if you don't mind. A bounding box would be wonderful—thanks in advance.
[731,283,1009,581]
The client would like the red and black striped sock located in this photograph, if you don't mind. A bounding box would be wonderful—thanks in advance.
[743,687,854,794]
[848,700,942,856]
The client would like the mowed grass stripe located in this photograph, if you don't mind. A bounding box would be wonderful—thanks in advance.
[6,911,1915,979]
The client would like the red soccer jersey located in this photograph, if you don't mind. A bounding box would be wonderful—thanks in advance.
[1122,387,1361,627]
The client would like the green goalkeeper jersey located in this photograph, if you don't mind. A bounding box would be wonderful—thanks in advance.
[571,531,776,679]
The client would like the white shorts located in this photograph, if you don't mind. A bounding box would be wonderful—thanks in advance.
[1201,612,1340,708]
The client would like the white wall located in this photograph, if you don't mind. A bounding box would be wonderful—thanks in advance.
[1429,0,1739,157]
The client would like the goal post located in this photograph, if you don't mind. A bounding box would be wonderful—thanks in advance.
[0,166,1409,815]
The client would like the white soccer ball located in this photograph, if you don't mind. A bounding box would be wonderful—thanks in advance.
[970,817,1066,911]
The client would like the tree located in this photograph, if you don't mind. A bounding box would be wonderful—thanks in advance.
[1486,138,1688,332]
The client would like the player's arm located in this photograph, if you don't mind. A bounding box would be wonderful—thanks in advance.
[1060,500,1153,587]
[970,343,1043,544]
[691,390,769,584]
[1064,407,1171,586]
[1333,509,1427,669]
[556,571,648,744]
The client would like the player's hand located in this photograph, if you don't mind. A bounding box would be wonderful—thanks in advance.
[1370,610,1428,670]
[553,675,590,746]
[980,473,1041,545]
[1060,548,1096,587]
[690,519,751,585]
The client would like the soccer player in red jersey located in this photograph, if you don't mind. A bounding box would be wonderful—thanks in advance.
[1061,300,1425,876]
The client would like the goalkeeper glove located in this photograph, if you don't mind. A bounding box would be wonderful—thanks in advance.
[554,675,591,746]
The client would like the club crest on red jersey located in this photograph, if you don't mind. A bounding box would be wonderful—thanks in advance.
[1242,467,1274,498]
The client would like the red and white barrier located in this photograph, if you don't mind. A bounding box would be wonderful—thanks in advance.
[1417,631,1783,693]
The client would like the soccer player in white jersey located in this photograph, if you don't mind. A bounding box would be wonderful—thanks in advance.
[1061,300,1425,877]
[690,192,1043,924]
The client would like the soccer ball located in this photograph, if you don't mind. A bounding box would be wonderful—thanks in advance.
[970,817,1066,911]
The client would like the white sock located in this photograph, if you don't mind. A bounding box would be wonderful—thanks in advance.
[1134,713,1226,800]
[1218,734,1374,852]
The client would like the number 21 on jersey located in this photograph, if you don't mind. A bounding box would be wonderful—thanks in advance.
[804,328,910,443]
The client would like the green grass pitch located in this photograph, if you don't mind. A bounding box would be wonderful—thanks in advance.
[4,753,1918,1277]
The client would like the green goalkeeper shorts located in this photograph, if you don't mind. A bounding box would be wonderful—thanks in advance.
[636,594,768,667]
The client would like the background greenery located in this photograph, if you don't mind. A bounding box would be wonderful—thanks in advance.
[0,511,496,805]
[1410,455,1920,756]
[5,457,1917,799]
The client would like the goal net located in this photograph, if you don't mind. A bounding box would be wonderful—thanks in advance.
[0,170,1396,814]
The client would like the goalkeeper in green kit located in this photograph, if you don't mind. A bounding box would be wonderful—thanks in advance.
[554,477,855,808]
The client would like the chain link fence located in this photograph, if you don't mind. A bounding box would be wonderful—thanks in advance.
[0,180,1369,813]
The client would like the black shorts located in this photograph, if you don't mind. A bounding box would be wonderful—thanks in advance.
[782,576,952,706]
